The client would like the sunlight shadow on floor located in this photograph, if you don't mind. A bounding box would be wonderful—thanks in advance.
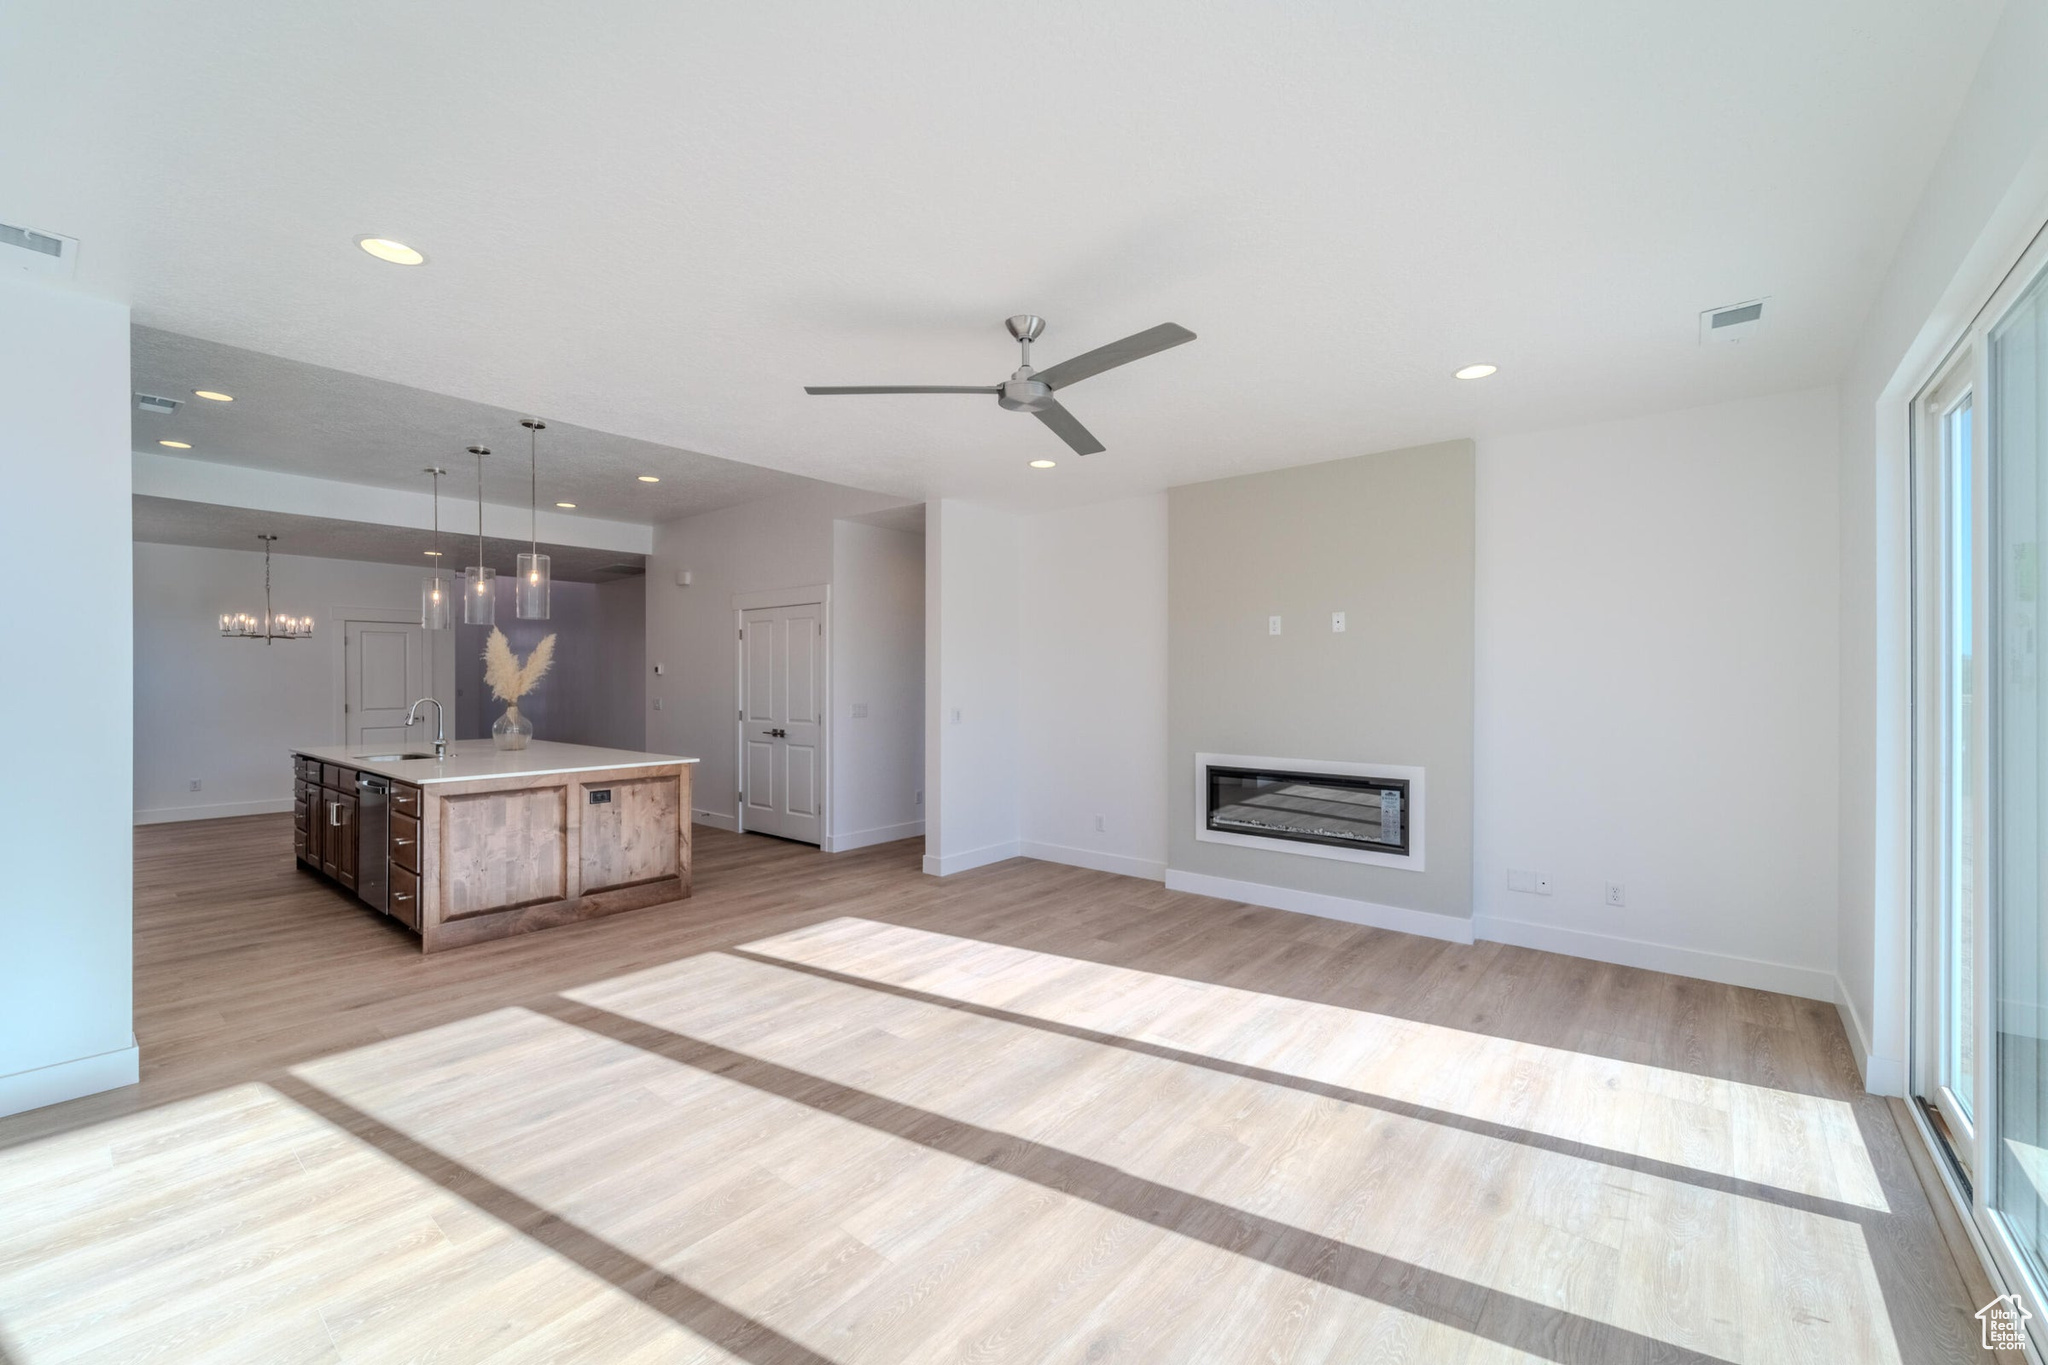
[732,916,1886,1211]
[552,955,1898,1364]
[0,1082,767,1364]
[295,1005,1563,1363]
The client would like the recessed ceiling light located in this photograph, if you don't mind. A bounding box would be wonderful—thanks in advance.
[637,475,660,483]
[158,439,192,449]
[555,501,577,508]
[355,236,426,266]
[1029,459,1057,469]
[1453,363,1498,380]
[193,390,233,402]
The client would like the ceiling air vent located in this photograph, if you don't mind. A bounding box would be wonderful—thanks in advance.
[135,393,184,415]
[0,221,78,278]
[1699,298,1766,345]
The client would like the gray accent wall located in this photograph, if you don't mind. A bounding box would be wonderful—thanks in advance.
[1168,439,1475,923]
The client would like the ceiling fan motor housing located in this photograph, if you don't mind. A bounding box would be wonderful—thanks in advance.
[999,377,1054,412]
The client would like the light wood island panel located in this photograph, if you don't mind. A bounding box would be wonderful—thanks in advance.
[291,745,694,952]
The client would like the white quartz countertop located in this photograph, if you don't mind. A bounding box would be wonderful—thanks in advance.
[293,740,698,785]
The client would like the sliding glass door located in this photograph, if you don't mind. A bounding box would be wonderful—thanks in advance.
[1991,261,2048,1284]
[1913,237,2048,1337]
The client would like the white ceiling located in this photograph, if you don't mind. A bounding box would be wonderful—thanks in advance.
[132,496,648,582]
[131,326,862,523]
[5,1,2003,511]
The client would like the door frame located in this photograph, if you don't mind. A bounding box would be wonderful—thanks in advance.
[731,584,830,840]
[1902,217,2048,1355]
[333,607,433,746]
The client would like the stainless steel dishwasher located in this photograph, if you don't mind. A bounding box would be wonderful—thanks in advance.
[356,773,390,914]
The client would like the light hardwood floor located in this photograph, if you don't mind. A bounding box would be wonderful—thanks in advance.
[0,815,2012,1362]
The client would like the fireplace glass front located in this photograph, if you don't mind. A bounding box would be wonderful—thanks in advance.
[1204,765,1409,856]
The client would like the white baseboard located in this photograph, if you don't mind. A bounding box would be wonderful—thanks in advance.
[922,841,1022,877]
[825,820,925,853]
[135,797,293,825]
[1020,841,1166,883]
[1834,976,1906,1096]
[692,810,737,832]
[1474,914,1836,1003]
[1164,868,1474,944]
[0,1039,140,1118]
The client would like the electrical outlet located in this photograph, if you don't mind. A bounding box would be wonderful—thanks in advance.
[851,702,869,718]
[1605,881,1626,907]
[1331,611,1346,633]
[189,779,202,793]
[915,789,923,806]
[1269,615,1283,635]
[1094,814,1106,833]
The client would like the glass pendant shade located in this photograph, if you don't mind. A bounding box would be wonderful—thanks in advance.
[463,565,497,625]
[516,551,551,619]
[421,573,451,630]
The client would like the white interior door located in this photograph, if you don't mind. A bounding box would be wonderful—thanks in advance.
[345,619,425,749]
[739,603,823,844]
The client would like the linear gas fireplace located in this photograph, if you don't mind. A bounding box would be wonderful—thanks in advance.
[1195,753,1425,871]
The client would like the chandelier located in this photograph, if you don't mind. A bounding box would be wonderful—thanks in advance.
[219,534,312,642]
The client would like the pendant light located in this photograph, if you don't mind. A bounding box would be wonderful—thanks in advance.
[421,466,451,630]
[462,445,496,625]
[218,534,312,643]
[516,418,551,619]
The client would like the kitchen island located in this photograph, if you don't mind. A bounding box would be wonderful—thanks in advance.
[291,741,697,952]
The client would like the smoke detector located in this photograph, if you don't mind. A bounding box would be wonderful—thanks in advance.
[135,393,184,415]
[1699,298,1767,345]
[1,221,78,278]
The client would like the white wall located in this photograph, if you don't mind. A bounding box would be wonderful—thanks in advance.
[1838,0,2048,1091]
[924,499,1022,874]
[830,520,925,850]
[1474,387,1841,999]
[646,486,910,828]
[453,576,646,748]
[133,542,460,822]
[1019,495,1170,880]
[1,279,135,1117]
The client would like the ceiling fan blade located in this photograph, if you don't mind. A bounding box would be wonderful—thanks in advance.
[1033,400,1106,456]
[1032,323,1196,391]
[804,385,1000,395]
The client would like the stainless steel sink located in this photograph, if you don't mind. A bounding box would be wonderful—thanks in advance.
[355,752,437,762]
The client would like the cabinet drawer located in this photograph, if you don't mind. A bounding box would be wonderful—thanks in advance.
[293,825,308,860]
[391,783,422,818]
[390,811,420,874]
[389,865,420,928]
[295,755,318,781]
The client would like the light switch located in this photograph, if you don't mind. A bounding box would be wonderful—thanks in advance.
[652,697,663,711]
[1331,611,1346,633]
[1269,615,1282,635]
[851,702,869,718]
[950,707,962,724]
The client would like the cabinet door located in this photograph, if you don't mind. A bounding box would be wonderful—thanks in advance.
[335,792,359,892]
[319,789,341,879]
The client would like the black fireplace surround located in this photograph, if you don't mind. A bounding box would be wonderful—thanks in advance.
[1204,764,1410,856]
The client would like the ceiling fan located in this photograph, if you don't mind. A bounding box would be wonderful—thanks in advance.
[804,315,1196,456]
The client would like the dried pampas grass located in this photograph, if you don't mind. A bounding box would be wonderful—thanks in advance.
[483,629,555,704]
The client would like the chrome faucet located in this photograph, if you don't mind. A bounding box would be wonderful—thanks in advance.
[405,697,448,760]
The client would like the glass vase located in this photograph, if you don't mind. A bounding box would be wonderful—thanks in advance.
[492,704,533,750]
